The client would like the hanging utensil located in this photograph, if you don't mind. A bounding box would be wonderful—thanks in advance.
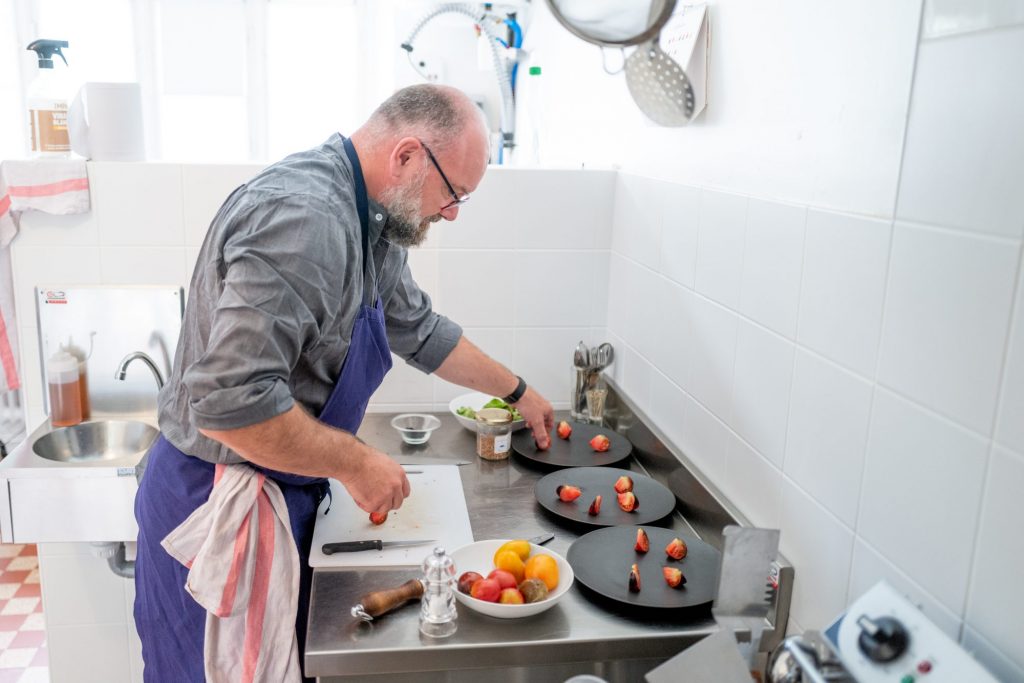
[624,38,696,126]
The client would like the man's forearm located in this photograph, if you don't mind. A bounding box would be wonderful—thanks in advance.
[433,336,519,398]
[199,404,367,480]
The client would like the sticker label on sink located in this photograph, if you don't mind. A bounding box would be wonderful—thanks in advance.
[117,467,136,477]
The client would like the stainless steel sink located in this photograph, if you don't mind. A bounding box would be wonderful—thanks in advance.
[32,420,158,463]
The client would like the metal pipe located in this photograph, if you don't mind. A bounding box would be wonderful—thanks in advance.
[401,4,516,154]
[114,351,165,390]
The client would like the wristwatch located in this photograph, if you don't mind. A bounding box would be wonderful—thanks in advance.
[502,375,527,404]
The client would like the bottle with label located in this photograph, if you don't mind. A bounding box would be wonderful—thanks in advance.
[47,350,82,427]
[514,61,544,166]
[26,39,72,157]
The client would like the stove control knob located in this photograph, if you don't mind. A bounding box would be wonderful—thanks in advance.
[856,614,910,663]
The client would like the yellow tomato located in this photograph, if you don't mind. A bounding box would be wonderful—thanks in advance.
[493,539,531,565]
[494,550,526,583]
[524,554,559,591]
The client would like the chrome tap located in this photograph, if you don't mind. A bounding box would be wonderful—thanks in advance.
[115,352,165,390]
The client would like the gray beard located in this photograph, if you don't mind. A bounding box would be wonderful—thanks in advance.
[379,172,440,247]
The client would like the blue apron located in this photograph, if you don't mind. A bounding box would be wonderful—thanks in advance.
[134,137,392,682]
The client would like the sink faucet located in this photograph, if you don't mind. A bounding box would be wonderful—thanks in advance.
[115,352,165,390]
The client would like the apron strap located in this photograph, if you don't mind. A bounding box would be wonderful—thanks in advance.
[341,136,376,303]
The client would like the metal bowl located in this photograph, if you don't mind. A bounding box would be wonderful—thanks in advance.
[390,414,441,445]
[32,420,158,463]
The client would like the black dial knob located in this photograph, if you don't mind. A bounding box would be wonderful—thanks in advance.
[856,614,910,663]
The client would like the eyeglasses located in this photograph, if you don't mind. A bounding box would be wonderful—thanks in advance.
[419,139,470,210]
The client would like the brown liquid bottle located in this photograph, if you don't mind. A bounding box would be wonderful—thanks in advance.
[47,350,82,427]
[64,338,91,420]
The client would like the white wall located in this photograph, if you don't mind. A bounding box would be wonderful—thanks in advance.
[532,0,1024,679]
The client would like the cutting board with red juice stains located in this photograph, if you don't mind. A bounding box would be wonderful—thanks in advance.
[308,466,473,568]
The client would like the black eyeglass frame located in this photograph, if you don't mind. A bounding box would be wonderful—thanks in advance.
[419,139,470,210]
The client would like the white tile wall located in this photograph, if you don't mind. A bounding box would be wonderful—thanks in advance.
[897,27,1024,238]
[783,350,873,527]
[797,210,891,377]
[965,446,1024,671]
[694,190,748,309]
[778,479,855,628]
[739,199,807,339]
[725,433,782,529]
[877,223,1019,434]
[659,184,701,289]
[729,320,795,467]
[686,295,739,421]
[611,174,664,271]
[994,262,1024,454]
[857,389,988,613]
[91,163,184,247]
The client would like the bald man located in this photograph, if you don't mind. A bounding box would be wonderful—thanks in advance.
[133,84,554,682]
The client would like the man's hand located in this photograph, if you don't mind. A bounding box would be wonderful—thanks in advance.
[337,448,411,515]
[514,386,554,450]
[200,405,411,515]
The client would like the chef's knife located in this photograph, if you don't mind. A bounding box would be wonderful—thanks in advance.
[322,539,437,554]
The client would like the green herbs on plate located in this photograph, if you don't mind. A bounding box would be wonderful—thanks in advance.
[457,398,523,421]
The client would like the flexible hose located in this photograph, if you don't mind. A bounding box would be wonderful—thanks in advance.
[402,4,516,153]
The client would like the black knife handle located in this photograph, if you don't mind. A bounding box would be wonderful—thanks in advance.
[323,540,383,554]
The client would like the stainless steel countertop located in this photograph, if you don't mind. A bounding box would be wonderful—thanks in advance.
[304,412,719,678]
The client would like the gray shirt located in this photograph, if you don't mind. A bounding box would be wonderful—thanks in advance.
[158,133,463,464]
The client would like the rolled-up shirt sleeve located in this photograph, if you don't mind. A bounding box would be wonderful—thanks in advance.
[385,255,462,374]
[183,196,334,430]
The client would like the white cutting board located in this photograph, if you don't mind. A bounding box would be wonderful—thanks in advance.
[308,466,474,568]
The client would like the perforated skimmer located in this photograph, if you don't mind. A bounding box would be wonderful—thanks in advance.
[624,38,696,126]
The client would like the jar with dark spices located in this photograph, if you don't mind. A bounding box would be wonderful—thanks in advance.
[475,408,513,460]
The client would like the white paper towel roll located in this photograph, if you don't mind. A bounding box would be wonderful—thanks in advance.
[68,82,145,162]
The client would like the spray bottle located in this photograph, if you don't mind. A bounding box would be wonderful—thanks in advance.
[25,39,72,157]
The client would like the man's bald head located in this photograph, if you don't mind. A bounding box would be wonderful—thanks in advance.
[352,84,491,247]
[365,84,489,160]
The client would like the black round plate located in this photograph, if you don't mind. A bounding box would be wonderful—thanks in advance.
[567,525,721,610]
[512,421,632,468]
[534,467,676,528]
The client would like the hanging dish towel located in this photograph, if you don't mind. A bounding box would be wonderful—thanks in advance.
[0,158,90,392]
[161,463,302,683]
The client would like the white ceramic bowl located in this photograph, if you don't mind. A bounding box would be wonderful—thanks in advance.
[450,539,573,619]
[390,413,442,445]
[448,392,528,434]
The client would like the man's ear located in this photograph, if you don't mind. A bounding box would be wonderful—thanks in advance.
[389,137,421,178]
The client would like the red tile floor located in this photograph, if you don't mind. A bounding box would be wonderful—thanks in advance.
[0,544,47,683]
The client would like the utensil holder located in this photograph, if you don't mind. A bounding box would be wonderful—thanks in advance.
[570,368,601,421]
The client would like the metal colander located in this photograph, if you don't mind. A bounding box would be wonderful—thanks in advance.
[624,38,695,126]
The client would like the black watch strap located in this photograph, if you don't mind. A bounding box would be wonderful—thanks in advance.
[502,376,527,404]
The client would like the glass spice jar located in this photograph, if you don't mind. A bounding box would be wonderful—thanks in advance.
[475,408,513,460]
